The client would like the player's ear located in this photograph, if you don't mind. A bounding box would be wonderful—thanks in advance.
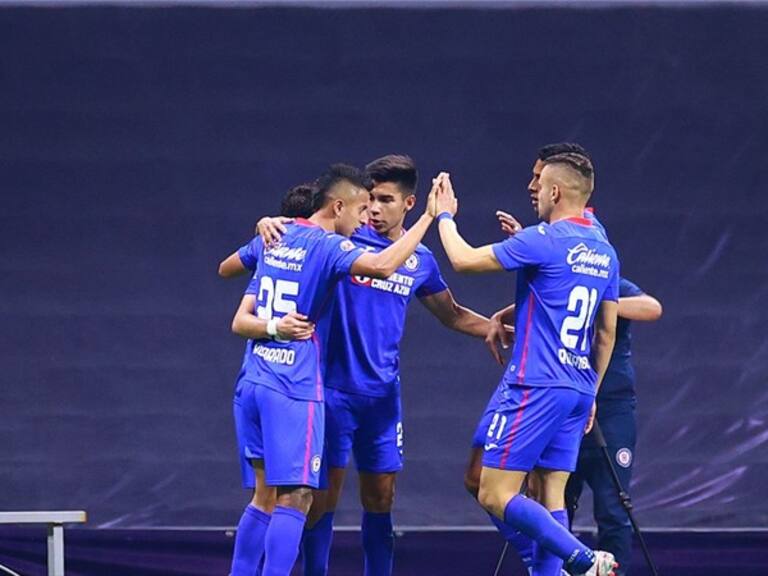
[551,184,561,204]
[332,198,345,217]
[403,194,416,212]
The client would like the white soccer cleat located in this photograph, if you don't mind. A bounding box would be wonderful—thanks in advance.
[575,550,618,576]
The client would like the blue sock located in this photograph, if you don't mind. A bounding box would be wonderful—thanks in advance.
[503,495,595,573]
[302,512,335,576]
[531,509,568,576]
[262,506,307,576]
[361,511,394,576]
[231,505,271,576]
[488,513,535,570]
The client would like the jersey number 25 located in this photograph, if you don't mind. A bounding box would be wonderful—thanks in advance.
[256,276,299,319]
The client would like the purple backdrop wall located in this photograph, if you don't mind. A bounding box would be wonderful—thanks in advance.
[1,5,767,528]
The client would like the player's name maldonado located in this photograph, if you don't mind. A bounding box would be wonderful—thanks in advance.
[558,348,591,370]
[566,243,612,279]
[253,343,296,365]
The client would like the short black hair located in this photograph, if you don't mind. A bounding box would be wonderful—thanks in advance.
[538,142,592,162]
[542,152,594,180]
[280,184,314,218]
[312,163,368,213]
[364,154,418,194]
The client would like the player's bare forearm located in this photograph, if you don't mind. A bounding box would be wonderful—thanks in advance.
[219,251,248,278]
[232,313,270,339]
[492,303,517,325]
[351,213,434,278]
[618,294,663,322]
[421,291,490,338]
[231,295,269,339]
[592,300,618,392]
[437,219,502,273]
[449,306,492,338]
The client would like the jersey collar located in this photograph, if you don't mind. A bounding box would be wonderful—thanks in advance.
[554,216,593,227]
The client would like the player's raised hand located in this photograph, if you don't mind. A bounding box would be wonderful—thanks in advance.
[436,173,458,217]
[426,172,447,218]
[276,311,315,341]
[585,401,597,434]
[496,210,523,236]
[255,216,292,246]
[485,313,515,365]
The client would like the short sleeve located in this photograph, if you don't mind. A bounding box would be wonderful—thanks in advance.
[416,253,449,298]
[323,234,366,276]
[244,274,260,296]
[491,225,553,271]
[619,277,644,298]
[237,236,263,271]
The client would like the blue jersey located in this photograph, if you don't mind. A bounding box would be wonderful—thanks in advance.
[320,225,448,397]
[584,208,607,238]
[599,277,644,403]
[491,217,620,395]
[238,219,365,402]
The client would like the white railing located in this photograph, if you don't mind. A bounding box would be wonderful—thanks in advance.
[0,511,87,576]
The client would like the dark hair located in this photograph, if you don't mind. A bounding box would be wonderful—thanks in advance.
[312,163,368,212]
[280,183,314,218]
[541,151,594,180]
[538,142,592,162]
[364,154,418,194]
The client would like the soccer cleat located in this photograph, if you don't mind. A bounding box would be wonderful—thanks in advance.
[574,550,618,576]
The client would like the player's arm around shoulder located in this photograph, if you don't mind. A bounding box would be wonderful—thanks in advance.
[618,293,663,322]
[219,251,248,278]
[218,216,291,278]
[219,235,266,278]
[231,294,315,341]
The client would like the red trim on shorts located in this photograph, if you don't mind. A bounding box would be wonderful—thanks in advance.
[499,388,531,469]
[302,401,315,485]
[517,293,535,383]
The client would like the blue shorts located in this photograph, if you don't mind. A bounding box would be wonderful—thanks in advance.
[324,387,403,473]
[472,383,503,448]
[233,379,324,489]
[480,384,593,472]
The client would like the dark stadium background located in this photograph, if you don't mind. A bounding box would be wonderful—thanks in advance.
[1,5,767,535]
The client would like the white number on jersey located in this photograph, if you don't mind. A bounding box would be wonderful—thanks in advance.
[559,285,598,351]
[256,276,299,320]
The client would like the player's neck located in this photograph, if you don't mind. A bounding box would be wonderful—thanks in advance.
[309,212,336,233]
[548,204,586,224]
[383,222,405,242]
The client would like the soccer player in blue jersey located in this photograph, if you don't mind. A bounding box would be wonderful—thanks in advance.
[464,143,613,574]
[234,155,500,576]
[433,152,620,576]
[225,164,439,576]
[565,278,662,575]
